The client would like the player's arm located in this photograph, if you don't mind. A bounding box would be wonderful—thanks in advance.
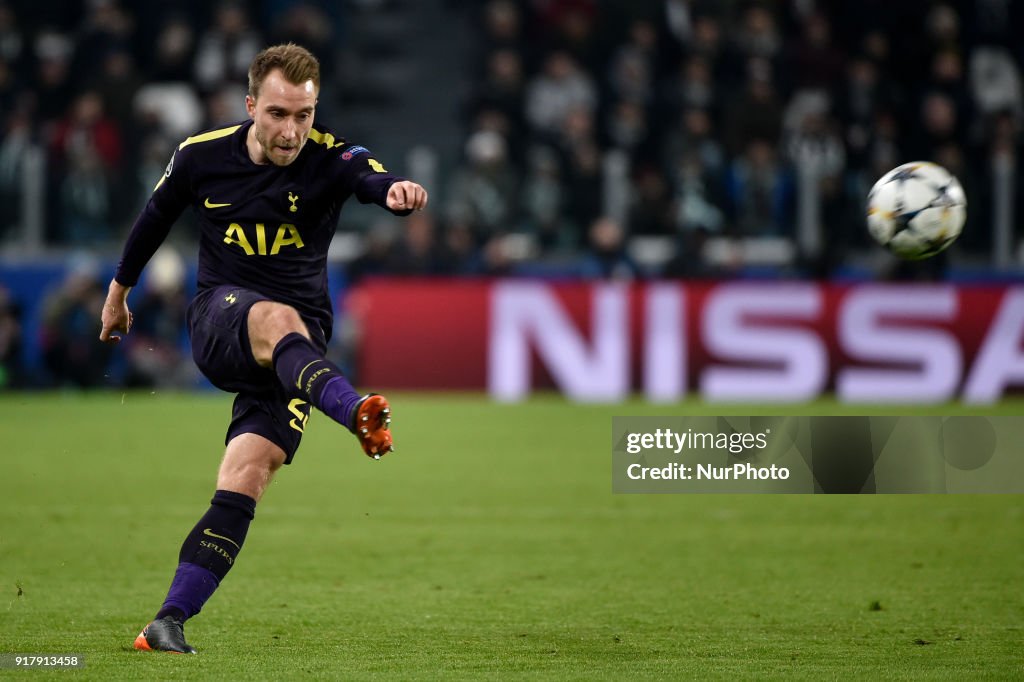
[100,148,192,344]
[341,145,428,214]
[354,172,428,215]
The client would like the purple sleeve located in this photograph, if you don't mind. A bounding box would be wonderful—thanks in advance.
[113,201,179,286]
[114,150,191,286]
[354,172,412,216]
[336,145,412,215]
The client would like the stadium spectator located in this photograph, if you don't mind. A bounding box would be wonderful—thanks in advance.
[39,257,112,387]
[628,164,675,236]
[0,284,22,388]
[269,3,339,80]
[524,50,597,138]
[384,210,444,275]
[436,218,483,275]
[193,1,263,94]
[657,55,719,128]
[725,138,793,238]
[912,92,961,162]
[48,91,123,243]
[606,99,651,156]
[669,148,725,236]
[0,103,31,238]
[661,225,717,279]
[663,107,725,181]
[134,81,205,142]
[122,246,194,388]
[556,104,597,162]
[0,4,23,66]
[202,84,249,128]
[520,144,568,249]
[31,30,74,126]
[88,49,144,144]
[478,232,518,277]
[833,55,899,177]
[533,0,601,73]
[579,215,639,280]
[606,18,657,107]
[467,48,527,142]
[683,12,731,80]
[785,92,846,262]
[267,3,344,121]
[477,0,528,58]
[786,11,845,92]
[0,55,15,118]
[446,129,519,237]
[732,4,782,64]
[972,109,1024,259]
[562,136,604,244]
[346,217,398,285]
[722,58,784,156]
[71,0,134,88]
[969,46,1022,119]
[149,15,196,82]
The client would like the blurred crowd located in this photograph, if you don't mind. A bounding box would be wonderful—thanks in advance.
[425,0,1024,280]
[1,0,1022,277]
[0,0,348,246]
[1,0,1024,389]
[0,246,195,389]
[0,0,351,387]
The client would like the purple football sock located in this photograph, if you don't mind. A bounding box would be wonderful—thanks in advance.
[272,332,362,430]
[157,563,220,621]
[317,375,363,431]
[155,490,256,622]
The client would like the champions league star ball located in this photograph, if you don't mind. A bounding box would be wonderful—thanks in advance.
[866,161,967,260]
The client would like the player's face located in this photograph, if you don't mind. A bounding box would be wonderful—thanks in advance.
[246,69,317,166]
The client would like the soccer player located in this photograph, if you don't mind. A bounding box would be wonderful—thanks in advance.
[98,43,428,654]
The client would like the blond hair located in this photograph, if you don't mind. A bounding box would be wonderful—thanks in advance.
[248,43,320,99]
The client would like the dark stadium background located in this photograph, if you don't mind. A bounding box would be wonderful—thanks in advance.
[1,3,1023,678]
[0,0,1021,395]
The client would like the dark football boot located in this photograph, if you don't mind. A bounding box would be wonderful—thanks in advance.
[133,616,198,654]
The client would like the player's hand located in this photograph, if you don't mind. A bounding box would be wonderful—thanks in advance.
[386,180,428,212]
[99,280,133,344]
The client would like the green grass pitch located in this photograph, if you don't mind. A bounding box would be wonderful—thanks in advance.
[1,392,1022,680]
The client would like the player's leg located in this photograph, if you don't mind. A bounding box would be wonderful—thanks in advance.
[135,395,295,654]
[157,434,284,623]
[215,432,286,500]
[187,286,391,457]
[247,300,393,457]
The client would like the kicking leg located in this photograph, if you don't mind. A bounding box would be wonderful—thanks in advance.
[247,301,393,458]
[134,435,283,654]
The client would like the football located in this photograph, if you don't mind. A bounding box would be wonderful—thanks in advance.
[866,161,967,260]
